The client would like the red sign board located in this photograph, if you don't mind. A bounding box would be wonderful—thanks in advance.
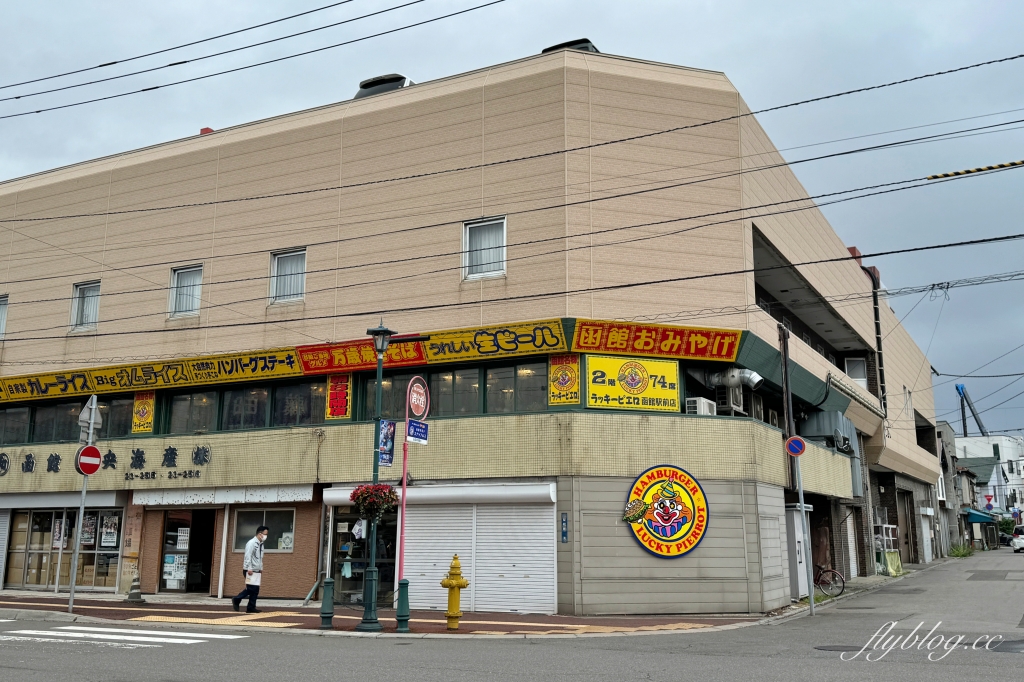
[75,445,102,476]
[985,495,994,503]
[407,376,429,420]
[571,320,741,362]
[296,338,427,374]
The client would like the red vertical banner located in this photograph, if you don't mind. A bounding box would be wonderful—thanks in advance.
[325,374,352,420]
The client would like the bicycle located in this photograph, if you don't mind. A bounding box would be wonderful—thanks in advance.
[813,564,845,597]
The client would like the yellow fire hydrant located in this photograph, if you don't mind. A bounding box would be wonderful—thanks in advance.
[439,554,469,630]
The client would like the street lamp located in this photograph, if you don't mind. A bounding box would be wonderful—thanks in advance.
[356,321,394,632]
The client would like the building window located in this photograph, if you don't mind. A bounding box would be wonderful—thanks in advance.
[233,508,295,552]
[828,354,837,367]
[845,357,868,390]
[97,398,134,439]
[485,362,548,414]
[170,266,202,316]
[816,345,825,356]
[757,298,770,313]
[70,282,100,330]
[937,475,946,501]
[272,381,326,426]
[993,443,1000,459]
[429,369,481,417]
[801,332,812,346]
[364,374,414,421]
[270,250,306,302]
[222,386,269,430]
[0,294,8,339]
[31,401,82,442]
[0,407,29,445]
[167,391,217,434]
[464,218,505,279]
[782,317,792,331]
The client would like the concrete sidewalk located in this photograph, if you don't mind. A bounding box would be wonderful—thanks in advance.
[0,590,760,637]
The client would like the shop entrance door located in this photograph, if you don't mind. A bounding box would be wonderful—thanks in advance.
[160,510,215,593]
[896,491,915,564]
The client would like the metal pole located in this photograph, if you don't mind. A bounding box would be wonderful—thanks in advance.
[399,380,410,581]
[779,325,814,616]
[68,395,97,614]
[357,350,384,632]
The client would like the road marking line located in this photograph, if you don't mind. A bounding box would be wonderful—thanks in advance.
[10,630,205,644]
[57,626,249,639]
[0,635,159,649]
[131,615,300,628]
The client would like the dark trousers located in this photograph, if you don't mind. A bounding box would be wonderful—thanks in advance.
[235,571,260,612]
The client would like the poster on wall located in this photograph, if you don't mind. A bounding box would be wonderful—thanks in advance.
[176,528,190,550]
[100,516,120,548]
[585,355,680,412]
[548,354,580,405]
[132,391,156,433]
[622,465,709,558]
[80,514,97,545]
[52,518,64,549]
[325,374,352,419]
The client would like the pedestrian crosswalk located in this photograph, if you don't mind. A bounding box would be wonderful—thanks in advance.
[0,625,249,649]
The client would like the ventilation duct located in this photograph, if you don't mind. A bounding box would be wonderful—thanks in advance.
[707,367,764,390]
[353,74,414,100]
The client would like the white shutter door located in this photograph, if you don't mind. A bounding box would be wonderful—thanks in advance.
[845,514,858,578]
[0,509,10,591]
[473,504,555,614]
[402,505,473,611]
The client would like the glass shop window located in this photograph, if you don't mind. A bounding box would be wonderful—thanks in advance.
[0,406,30,445]
[233,509,295,553]
[31,401,83,442]
[272,381,327,427]
[167,391,217,434]
[98,397,134,438]
[222,387,269,430]
[429,369,481,416]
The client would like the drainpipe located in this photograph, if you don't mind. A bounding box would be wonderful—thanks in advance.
[217,504,230,599]
[864,267,888,418]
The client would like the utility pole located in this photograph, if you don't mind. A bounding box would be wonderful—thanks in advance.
[68,395,101,613]
[779,324,814,616]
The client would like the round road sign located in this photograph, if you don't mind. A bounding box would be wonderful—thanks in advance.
[75,445,102,476]
[785,436,807,457]
[407,376,430,420]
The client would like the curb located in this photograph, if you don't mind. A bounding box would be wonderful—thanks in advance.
[0,606,762,639]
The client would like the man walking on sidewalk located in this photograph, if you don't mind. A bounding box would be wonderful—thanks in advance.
[232,525,268,613]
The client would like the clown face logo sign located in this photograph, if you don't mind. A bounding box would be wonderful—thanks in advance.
[622,465,708,558]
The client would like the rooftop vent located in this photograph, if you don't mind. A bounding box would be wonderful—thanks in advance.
[200,127,214,135]
[354,73,414,100]
[541,38,599,54]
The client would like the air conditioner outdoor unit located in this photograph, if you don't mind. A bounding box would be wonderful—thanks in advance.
[686,397,717,416]
[752,394,764,422]
[768,409,780,428]
[716,385,744,413]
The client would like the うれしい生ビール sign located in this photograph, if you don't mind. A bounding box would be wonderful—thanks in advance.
[585,355,679,412]
[622,465,709,558]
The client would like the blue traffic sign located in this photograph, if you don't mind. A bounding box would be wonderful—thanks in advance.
[407,419,428,445]
[785,436,806,457]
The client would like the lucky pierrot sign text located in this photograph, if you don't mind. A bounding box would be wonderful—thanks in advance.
[585,355,680,412]
[622,465,709,558]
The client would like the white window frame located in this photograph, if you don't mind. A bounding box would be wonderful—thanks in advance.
[0,294,8,339]
[70,281,101,331]
[270,249,306,303]
[462,217,507,280]
[231,507,296,554]
[845,357,868,391]
[169,265,203,317]
[936,475,946,501]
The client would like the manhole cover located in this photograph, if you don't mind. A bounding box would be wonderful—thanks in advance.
[989,640,1024,654]
[815,645,864,652]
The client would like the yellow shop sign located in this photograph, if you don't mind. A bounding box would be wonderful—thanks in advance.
[584,355,680,412]
[423,319,567,363]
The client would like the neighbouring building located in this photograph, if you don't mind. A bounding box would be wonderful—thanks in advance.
[0,40,940,614]
[957,435,1024,516]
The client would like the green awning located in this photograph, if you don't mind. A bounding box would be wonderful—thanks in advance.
[965,508,997,524]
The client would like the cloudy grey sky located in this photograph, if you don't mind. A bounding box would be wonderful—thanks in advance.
[2,0,1023,431]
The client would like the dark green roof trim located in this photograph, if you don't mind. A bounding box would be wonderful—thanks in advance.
[735,331,851,413]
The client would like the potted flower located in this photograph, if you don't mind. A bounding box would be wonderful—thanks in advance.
[350,484,399,522]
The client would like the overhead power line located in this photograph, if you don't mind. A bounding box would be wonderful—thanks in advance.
[0,0,361,91]
[0,0,427,104]
[2,224,1023,344]
[0,0,506,121]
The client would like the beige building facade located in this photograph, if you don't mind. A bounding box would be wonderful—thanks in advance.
[0,42,938,614]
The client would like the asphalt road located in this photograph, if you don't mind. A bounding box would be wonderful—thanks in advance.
[1,550,1021,682]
